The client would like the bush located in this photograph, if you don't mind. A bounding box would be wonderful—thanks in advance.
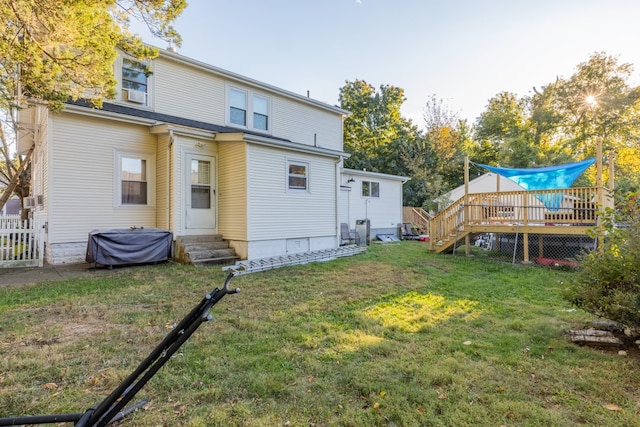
[565,193,640,328]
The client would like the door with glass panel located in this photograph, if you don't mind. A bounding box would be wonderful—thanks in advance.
[185,154,216,230]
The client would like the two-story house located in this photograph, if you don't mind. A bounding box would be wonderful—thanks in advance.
[17,47,406,265]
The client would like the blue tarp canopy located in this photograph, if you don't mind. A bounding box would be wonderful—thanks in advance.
[474,158,596,210]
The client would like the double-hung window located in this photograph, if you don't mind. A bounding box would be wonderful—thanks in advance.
[287,161,308,191]
[115,151,155,207]
[230,88,247,126]
[253,95,269,131]
[227,86,270,132]
[122,59,148,104]
[362,181,380,198]
[121,157,147,205]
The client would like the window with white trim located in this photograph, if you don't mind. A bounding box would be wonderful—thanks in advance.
[253,95,269,131]
[229,88,247,126]
[227,86,271,132]
[362,181,380,198]
[287,161,308,191]
[115,151,155,207]
[122,58,149,105]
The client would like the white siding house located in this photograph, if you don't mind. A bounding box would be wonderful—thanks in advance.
[437,172,527,210]
[340,169,409,239]
[16,47,407,265]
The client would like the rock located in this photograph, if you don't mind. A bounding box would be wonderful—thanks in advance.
[565,329,623,347]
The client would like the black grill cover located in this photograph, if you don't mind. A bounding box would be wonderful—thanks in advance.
[86,228,173,266]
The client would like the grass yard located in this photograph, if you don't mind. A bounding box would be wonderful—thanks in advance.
[1,242,639,426]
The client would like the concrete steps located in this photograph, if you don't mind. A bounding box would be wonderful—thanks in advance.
[175,235,239,266]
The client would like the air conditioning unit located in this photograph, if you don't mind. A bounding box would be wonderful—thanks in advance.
[24,197,36,208]
[126,89,146,104]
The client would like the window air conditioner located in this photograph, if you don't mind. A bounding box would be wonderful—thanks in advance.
[127,89,146,104]
[24,197,36,208]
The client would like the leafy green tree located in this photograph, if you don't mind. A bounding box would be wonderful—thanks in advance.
[339,80,420,174]
[472,53,640,200]
[0,0,186,211]
[473,91,541,167]
[548,52,640,194]
[0,0,186,111]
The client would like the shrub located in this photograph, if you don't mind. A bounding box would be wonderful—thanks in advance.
[565,192,640,328]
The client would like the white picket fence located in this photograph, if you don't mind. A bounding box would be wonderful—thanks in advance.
[0,215,44,267]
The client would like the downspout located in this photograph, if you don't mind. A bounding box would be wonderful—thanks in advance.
[335,156,343,246]
[168,130,174,234]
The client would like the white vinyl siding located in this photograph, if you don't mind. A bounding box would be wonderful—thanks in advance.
[343,171,405,233]
[148,54,343,151]
[152,59,226,123]
[271,96,343,151]
[48,115,157,243]
[246,145,335,240]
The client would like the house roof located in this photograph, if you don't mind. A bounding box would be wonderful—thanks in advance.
[67,99,292,143]
[342,168,410,182]
[66,100,349,160]
[436,172,526,204]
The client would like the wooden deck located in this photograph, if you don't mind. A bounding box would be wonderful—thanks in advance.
[429,186,613,261]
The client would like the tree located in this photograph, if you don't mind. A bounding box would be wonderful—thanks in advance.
[0,0,186,211]
[472,52,640,199]
[403,95,471,210]
[339,80,420,174]
[0,0,186,111]
[0,110,31,217]
[548,52,640,195]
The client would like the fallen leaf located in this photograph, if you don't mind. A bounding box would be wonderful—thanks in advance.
[373,402,380,409]
[604,403,622,411]
[43,383,58,389]
[463,340,472,346]
[379,390,387,398]
[438,393,447,400]
[417,407,424,413]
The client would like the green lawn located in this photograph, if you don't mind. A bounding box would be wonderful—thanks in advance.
[1,243,639,426]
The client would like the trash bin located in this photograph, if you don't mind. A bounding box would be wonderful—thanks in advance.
[355,219,370,246]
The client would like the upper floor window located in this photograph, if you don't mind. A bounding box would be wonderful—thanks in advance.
[230,88,247,126]
[122,59,148,104]
[362,181,380,198]
[227,85,270,133]
[287,161,308,191]
[253,95,269,131]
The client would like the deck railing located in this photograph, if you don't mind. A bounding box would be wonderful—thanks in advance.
[429,186,611,251]
[402,207,432,234]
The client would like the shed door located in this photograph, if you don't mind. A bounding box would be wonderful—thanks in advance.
[186,154,216,230]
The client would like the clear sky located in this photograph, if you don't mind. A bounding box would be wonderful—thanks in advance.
[137,0,640,126]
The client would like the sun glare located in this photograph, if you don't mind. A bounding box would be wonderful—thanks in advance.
[585,94,597,107]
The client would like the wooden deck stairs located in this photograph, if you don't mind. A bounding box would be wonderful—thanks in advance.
[429,186,611,257]
[402,206,432,234]
[175,235,239,266]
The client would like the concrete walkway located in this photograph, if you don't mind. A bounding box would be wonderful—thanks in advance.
[0,263,109,287]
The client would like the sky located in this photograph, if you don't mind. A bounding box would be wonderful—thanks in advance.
[135,0,640,126]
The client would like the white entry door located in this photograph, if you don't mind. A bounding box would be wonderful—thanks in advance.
[185,154,216,230]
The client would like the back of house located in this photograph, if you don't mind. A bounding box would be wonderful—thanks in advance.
[18,47,351,264]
